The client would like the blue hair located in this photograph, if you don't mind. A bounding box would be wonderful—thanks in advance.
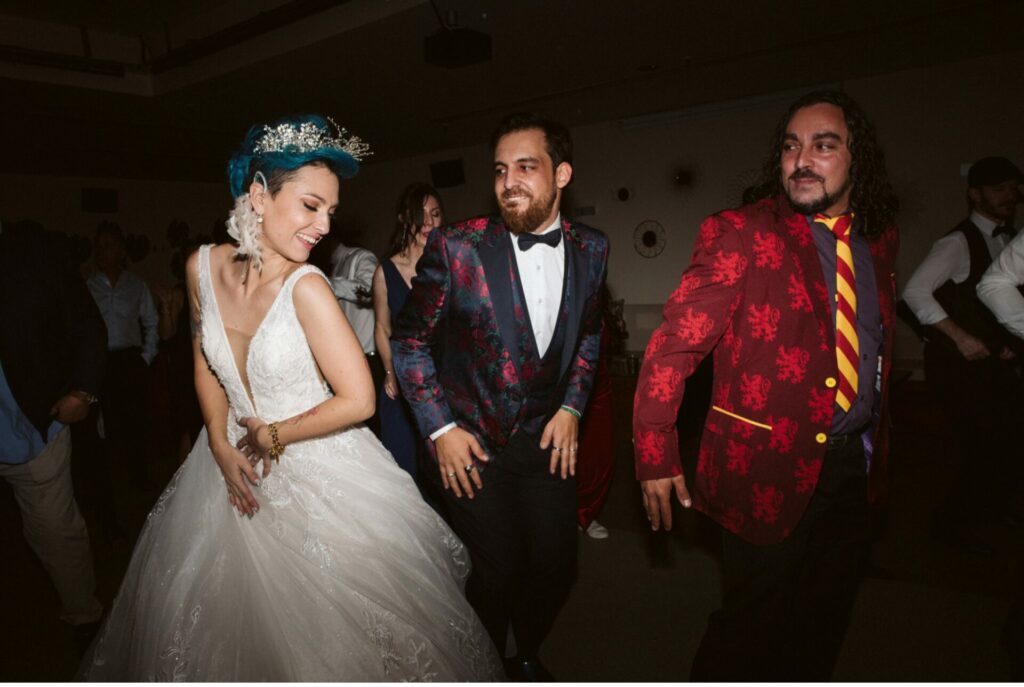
[226,114,361,198]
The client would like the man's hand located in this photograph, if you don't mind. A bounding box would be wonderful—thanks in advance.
[954,332,991,361]
[539,408,579,479]
[933,318,991,361]
[640,475,692,531]
[435,427,489,499]
[50,393,91,424]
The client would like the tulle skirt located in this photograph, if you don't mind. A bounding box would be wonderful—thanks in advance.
[78,425,501,681]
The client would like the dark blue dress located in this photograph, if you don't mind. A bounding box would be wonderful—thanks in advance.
[380,259,420,478]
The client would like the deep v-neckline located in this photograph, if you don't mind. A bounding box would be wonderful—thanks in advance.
[388,257,414,291]
[204,246,298,416]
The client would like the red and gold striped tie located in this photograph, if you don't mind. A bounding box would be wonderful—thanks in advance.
[815,213,858,412]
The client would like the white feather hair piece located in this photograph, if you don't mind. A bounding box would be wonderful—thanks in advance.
[226,195,263,273]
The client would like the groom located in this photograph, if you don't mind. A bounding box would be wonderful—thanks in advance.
[393,112,608,680]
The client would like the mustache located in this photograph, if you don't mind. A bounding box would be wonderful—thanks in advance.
[789,169,824,183]
[500,187,532,202]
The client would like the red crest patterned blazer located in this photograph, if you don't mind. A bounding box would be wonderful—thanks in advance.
[633,195,899,545]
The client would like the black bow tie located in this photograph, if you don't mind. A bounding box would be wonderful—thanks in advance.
[994,225,1016,239]
[517,230,561,251]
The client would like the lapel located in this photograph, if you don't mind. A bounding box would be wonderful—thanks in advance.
[778,199,836,350]
[478,216,590,383]
[478,217,524,381]
[559,218,588,379]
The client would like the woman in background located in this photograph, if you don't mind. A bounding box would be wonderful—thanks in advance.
[372,183,444,481]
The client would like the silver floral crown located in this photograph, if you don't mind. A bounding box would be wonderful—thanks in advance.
[252,117,372,161]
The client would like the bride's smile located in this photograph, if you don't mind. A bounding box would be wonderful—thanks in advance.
[253,164,338,264]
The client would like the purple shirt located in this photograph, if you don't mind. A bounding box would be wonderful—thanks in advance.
[808,215,882,436]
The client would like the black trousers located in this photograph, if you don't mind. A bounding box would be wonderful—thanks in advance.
[441,430,577,658]
[690,436,871,681]
[925,343,1022,525]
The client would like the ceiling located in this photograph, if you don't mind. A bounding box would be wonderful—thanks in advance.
[1,0,1021,183]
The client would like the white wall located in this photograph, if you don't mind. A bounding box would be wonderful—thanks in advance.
[3,48,1021,374]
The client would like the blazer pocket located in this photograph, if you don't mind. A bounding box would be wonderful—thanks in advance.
[708,405,770,448]
[710,405,773,432]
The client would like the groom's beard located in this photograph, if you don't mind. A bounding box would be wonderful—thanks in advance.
[499,185,558,235]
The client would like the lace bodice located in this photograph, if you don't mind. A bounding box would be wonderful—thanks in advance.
[198,245,332,443]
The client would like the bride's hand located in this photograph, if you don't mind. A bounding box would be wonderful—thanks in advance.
[236,416,275,479]
[211,440,262,517]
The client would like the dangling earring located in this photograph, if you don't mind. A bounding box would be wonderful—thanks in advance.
[254,172,267,226]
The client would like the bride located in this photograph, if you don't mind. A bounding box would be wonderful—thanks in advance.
[79,115,502,681]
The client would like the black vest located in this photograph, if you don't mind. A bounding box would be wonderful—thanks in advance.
[516,312,569,439]
[932,219,1016,351]
[499,259,570,468]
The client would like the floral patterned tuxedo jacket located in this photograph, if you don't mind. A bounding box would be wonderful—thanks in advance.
[633,195,899,545]
[392,215,609,466]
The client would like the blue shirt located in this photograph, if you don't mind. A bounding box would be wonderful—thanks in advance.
[0,360,62,464]
[87,270,159,364]
[808,216,883,435]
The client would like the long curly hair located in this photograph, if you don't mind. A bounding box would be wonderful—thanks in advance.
[747,90,899,238]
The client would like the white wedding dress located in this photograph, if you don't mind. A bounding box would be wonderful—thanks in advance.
[80,245,501,681]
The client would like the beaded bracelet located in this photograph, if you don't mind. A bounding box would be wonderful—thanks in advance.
[559,405,582,420]
[267,422,284,463]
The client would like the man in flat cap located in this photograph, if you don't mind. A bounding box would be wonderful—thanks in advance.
[903,156,1024,554]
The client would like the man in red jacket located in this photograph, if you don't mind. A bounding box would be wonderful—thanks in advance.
[633,90,899,680]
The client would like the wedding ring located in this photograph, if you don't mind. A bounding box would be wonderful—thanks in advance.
[555,447,563,453]
[447,471,457,478]
[569,447,577,453]
[464,464,476,473]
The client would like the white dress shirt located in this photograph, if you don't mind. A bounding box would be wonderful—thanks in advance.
[329,243,379,354]
[977,229,1024,339]
[903,210,1012,325]
[511,215,565,357]
[87,270,159,364]
[429,215,566,442]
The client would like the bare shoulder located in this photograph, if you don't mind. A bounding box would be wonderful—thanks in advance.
[184,245,211,294]
[185,246,202,280]
[190,243,236,288]
[206,244,238,274]
[292,269,335,308]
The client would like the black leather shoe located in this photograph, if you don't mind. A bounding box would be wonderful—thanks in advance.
[503,656,555,682]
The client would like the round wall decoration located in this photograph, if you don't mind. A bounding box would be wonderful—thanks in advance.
[633,219,666,258]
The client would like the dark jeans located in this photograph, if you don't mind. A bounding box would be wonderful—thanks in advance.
[691,436,871,681]
[441,429,577,658]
